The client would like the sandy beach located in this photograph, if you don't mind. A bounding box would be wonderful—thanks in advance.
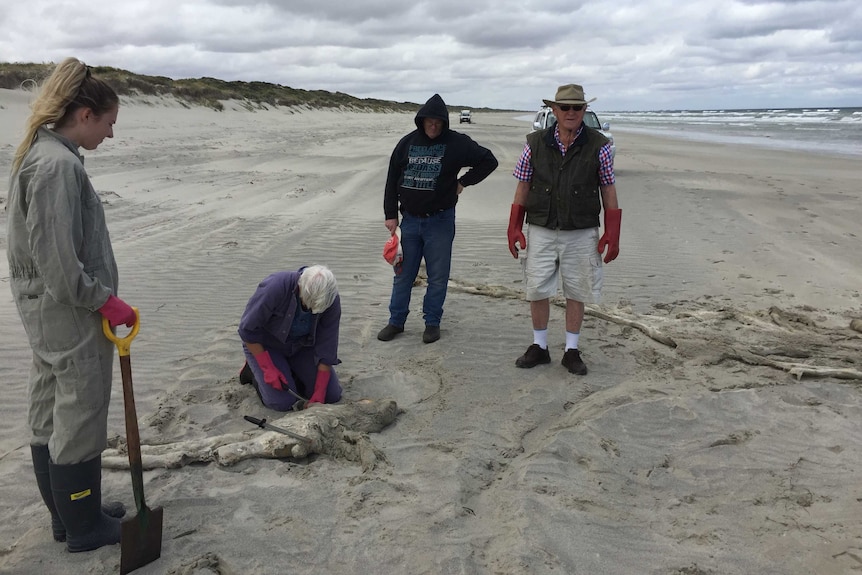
[1,89,861,575]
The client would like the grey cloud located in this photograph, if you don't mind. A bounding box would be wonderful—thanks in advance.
[2,0,861,110]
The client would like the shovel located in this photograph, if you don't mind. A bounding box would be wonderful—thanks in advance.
[102,311,164,574]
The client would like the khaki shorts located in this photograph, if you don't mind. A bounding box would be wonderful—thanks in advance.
[522,224,603,303]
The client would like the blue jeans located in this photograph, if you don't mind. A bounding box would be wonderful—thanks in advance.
[388,207,456,327]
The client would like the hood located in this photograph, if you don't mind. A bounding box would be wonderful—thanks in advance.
[414,93,450,131]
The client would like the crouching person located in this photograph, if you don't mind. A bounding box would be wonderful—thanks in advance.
[238,265,343,411]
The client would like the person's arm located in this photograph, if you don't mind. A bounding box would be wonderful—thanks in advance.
[239,277,286,390]
[507,180,531,258]
[600,183,619,211]
[513,179,530,206]
[314,295,341,366]
[307,295,341,404]
[26,159,113,310]
[384,139,406,227]
[244,342,265,356]
[458,139,498,187]
[309,363,332,404]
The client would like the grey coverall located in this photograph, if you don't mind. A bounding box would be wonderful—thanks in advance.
[6,128,120,465]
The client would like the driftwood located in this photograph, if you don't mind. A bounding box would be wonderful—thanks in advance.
[102,398,399,472]
[725,349,862,381]
[584,306,677,348]
[445,277,677,348]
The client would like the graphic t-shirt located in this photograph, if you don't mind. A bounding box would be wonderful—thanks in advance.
[403,143,446,191]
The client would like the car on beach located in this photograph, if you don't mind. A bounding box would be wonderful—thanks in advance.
[532,106,616,159]
[459,109,472,123]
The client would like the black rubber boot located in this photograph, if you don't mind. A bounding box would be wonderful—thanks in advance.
[50,456,121,553]
[30,444,66,542]
[32,445,126,542]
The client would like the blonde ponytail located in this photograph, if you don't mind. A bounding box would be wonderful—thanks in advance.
[11,58,118,173]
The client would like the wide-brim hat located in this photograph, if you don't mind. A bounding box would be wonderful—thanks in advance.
[542,84,597,107]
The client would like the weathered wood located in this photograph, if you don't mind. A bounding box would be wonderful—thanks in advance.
[102,398,399,472]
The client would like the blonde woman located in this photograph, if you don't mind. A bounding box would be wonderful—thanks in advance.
[7,58,135,552]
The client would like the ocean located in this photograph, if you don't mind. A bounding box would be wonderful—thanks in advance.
[597,107,862,159]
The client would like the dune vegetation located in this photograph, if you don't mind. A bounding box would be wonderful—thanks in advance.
[0,62,501,113]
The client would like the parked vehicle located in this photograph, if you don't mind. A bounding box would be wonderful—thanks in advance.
[459,109,472,123]
[531,106,615,159]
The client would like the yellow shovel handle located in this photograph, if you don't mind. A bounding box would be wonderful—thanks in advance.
[101,308,140,357]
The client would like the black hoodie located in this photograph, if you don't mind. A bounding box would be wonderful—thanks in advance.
[384,94,498,219]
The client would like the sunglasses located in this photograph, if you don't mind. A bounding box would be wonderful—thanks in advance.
[557,104,585,112]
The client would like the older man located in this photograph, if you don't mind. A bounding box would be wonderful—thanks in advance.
[507,84,621,375]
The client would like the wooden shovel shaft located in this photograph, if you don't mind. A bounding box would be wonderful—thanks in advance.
[119,355,147,514]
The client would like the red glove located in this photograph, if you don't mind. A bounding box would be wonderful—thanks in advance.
[597,208,622,264]
[308,368,330,405]
[98,294,137,328]
[507,203,526,258]
[253,350,288,390]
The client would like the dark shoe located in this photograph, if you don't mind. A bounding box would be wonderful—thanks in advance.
[50,456,121,553]
[239,361,254,385]
[561,349,588,375]
[31,445,124,543]
[515,344,551,368]
[377,324,404,341]
[422,325,440,344]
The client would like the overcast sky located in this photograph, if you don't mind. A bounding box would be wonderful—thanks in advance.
[2,0,860,111]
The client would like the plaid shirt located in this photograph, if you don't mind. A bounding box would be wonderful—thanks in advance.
[513,125,615,185]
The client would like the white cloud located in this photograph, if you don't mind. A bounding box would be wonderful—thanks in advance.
[1,0,860,110]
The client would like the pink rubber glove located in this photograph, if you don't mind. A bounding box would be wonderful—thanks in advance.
[507,203,526,258]
[98,294,137,328]
[308,368,330,405]
[597,208,622,264]
[253,350,288,390]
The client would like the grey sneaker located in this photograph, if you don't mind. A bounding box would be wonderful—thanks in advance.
[561,349,588,375]
[515,344,551,368]
[377,324,404,341]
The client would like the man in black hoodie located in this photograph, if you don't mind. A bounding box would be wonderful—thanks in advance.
[378,94,498,344]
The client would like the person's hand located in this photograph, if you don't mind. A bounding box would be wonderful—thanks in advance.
[308,368,330,405]
[507,203,527,259]
[385,218,399,234]
[597,208,622,263]
[98,294,137,328]
[253,350,288,390]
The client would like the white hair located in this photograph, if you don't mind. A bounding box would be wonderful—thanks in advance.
[298,265,338,314]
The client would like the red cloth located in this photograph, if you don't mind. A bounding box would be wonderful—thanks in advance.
[383,233,402,265]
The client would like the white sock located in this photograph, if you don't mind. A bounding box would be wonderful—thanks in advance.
[533,329,548,349]
[565,331,580,351]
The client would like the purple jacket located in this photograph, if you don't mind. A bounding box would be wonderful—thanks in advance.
[238,269,341,366]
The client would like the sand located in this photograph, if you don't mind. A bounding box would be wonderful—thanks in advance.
[1,89,861,575]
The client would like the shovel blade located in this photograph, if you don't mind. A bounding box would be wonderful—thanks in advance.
[120,505,163,575]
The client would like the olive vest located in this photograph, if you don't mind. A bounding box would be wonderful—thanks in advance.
[525,125,608,230]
